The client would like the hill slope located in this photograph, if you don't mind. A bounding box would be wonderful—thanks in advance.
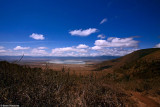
[97,48,160,71]
[116,49,160,79]
[97,48,160,94]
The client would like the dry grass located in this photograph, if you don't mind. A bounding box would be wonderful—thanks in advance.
[0,61,135,106]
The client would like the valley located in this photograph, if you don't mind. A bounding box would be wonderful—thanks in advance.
[0,48,160,106]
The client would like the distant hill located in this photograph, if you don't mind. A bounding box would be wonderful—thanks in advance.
[96,48,160,79]
[97,48,160,93]
[97,48,160,70]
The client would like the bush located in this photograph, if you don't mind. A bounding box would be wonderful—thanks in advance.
[0,61,133,106]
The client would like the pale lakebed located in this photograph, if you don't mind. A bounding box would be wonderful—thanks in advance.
[47,60,86,64]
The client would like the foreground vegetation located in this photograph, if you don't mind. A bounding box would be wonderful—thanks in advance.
[1,48,160,106]
[0,61,133,106]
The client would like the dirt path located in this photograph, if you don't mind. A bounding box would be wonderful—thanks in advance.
[131,92,160,107]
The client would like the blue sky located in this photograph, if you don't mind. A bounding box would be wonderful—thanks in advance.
[0,0,160,56]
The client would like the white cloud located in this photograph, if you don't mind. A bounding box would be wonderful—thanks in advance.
[52,47,87,56]
[51,43,138,57]
[37,47,48,49]
[97,34,106,39]
[69,28,98,36]
[90,37,139,56]
[1,47,48,56]
[0,36,139,57]
[52,47,74,53]
[31,48,47,55]
[0,49,23,56]
[94,48,138,56]
[154,43,160,48]
[0,46,6,53]
[51,45,89,56]
[30,33,45,40]
[30,47,48,56]
[91,46,102,50]
[0,50,6,53]
[100,18,107,24]
[76,44,89,49]
[95,37,139,48]
[14,46,30,50]
[52,47,87,54]
[0,46,4,49]
[51,47,137,57]
[0,46,138,57]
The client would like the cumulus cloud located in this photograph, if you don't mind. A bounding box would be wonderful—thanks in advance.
[91,46,102,50]
[97,34,106,39]
[76,44,89,49]
[100,18,107,24]
[51,44,90,56]
[14,46,30,50]
[52,47,87,54]
[154,43,160,48]
[30,33,45,40]
[69,28,98,36]
[90,37,139,56]
[94,48,138,56]
[30,47,48,56]
[37,47,48,49]
[95,37,139,48]
[52,47,86,56]
[50,37,139,57]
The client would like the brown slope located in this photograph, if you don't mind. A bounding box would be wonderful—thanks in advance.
[140,49,160,62]
[131,91,160,107]
[96,48,160,70]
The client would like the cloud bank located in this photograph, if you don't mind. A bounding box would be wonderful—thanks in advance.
[95,37,139,48]
[51,37,139,56]
[0,37,139,57]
